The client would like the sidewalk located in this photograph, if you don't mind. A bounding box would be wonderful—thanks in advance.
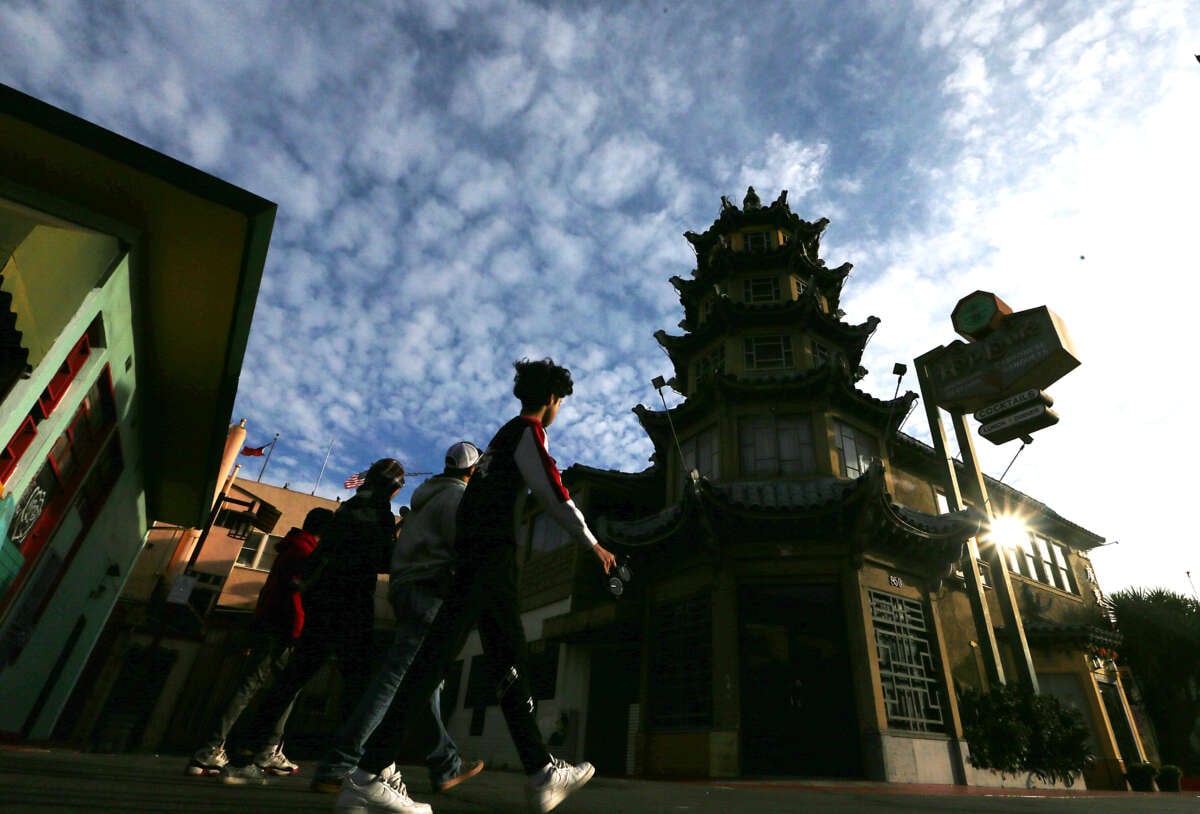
[3,745,1197,813]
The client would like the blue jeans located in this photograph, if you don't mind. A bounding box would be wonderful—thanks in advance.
[317,580,460,785]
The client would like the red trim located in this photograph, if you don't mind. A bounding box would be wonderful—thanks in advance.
[526,420,571,503]
[0,367,117,620]
[37,334,90,417]
[0,416,37,482]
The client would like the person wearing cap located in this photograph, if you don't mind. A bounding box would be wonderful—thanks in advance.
[337,359,616,814]
[312,442,486,802]
[225,458,406,784]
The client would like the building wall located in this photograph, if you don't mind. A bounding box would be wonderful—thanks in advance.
[0,247,148,739]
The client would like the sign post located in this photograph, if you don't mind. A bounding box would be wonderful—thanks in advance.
[915,292,1081,694]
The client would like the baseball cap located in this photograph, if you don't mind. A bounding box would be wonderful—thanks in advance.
[445,441,482,470]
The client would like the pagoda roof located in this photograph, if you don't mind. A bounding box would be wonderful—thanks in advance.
[634,364,917,453]
[656,291,879,388]
[595,461,982,571]
[891,434,1106,550]
[683,187,828,256]
[1024,621,1122,651]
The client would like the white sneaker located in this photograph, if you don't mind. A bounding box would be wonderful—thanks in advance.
[254,742,300,776]
[335,764,433,814]
[526,756,595,813]
[185,743,229,776]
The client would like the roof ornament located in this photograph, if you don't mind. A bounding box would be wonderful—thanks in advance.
[742,186,761,210]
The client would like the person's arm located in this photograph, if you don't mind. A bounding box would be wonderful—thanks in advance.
[514,423,616,572]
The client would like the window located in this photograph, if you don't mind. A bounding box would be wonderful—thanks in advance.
[870,590,945,732]
[649,594,712,728]
[680,425,720,482]
[530,513,570,554]
[743,230,770,252]
[236,531,282,570]
[692,345,725,385]
[1005,532,1076,594]
[739,414,815,476]
[744,335,794,370]
[834,420,879,479]
[743,276,780,304]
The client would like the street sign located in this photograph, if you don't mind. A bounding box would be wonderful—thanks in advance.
[979,404,1059,444]
[952,291,1012,341]
[922,306,1079,413]
[974,389,1053,422]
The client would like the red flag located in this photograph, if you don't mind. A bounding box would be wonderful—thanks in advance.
[344,472,366,489]
[241,443,268,457]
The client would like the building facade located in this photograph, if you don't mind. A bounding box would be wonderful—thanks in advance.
[0,85,275,741]
[436,188,1147,790]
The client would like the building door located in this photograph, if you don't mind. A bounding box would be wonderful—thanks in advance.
[584,644,640,776]
[738,584,861,777]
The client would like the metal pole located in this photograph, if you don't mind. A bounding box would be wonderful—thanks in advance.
[949,409,1039,693]
[312,439,334,495]
[915,349,1006,688]
[257,433,279,482]
[187,463,241,571]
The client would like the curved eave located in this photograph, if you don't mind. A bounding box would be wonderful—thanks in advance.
[683,200,816,254]
[635,368,917,443]
[1024,622,1122,651]
[601,463,978,571]
[598,496,692,548]
[892,434,1107,550]
[671,294,878,352]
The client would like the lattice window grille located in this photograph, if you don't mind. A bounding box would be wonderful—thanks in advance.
[869,590,945,732]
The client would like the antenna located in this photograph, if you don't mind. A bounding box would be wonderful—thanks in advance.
[998,438,1031,483]
[652,375,689,474]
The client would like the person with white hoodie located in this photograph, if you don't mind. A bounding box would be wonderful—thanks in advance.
[313,442,486,809]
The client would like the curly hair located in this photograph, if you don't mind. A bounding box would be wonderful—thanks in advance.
[513,357,574,412]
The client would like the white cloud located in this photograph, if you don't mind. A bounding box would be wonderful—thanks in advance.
[451,51,539,129]
[10,0,1198,595]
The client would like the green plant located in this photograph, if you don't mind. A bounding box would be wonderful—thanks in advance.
[1156,764,1183,792]
[1126,761,1157,791]
[958,683,1093,787]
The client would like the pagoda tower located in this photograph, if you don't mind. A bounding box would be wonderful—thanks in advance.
[548,188,1129,788]
[638,185,908,497]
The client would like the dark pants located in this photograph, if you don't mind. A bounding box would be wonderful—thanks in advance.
[247,607,373,753]
[358,545,550,775]
[204,630,293,750]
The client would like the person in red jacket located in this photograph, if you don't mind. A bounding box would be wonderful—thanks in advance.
[186,506,335,777]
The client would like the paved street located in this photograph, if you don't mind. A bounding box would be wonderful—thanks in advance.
[3,746,1199,814]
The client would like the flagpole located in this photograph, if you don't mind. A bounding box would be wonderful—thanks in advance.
[312,439,334,495]
[257,433,280,482]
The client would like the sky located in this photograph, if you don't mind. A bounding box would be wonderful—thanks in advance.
[3,0,1198,598]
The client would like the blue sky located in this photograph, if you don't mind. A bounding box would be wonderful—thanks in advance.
[4,0,1198,597]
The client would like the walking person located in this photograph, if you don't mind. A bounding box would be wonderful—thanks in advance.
[310,442,487,797]
[186,507,335,777]
[224,458,407,783]
[335,358,616,814]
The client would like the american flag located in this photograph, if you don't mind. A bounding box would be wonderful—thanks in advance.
[344,471,366,489]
